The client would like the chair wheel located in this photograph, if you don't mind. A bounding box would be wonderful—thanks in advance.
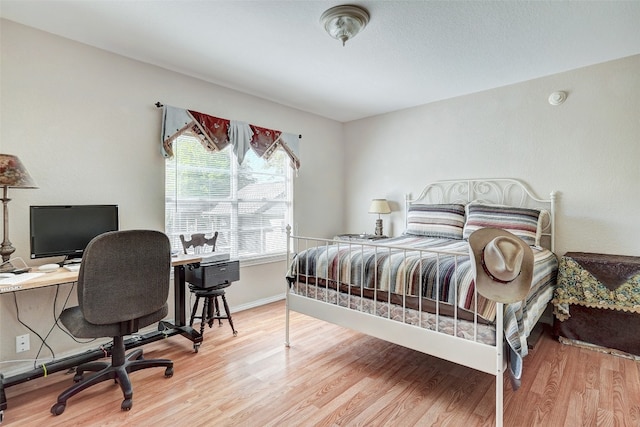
[51,403,66,415]
[121,399,132,411]
[73,374,83,382]
[233,331,238,336]
[165,367,173,377]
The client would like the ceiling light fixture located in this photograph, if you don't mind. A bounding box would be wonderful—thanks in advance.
[320,5,370,46]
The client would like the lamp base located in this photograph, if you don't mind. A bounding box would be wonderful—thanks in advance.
[0,243,15,264]
[2,190,15,264]
[374,218,383,236]
[0,262,16,273]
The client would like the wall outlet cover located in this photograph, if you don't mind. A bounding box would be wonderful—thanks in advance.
[16,334,30,353]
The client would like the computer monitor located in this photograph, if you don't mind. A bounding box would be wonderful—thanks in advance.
[30,205,119,261]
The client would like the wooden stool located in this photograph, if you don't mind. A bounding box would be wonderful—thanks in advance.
[188,283,237,352]
[180,232,238,352]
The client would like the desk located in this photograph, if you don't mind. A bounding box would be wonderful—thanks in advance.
[0,254,202,419]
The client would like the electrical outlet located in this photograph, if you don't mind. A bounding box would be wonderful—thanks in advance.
[16,334,30,353]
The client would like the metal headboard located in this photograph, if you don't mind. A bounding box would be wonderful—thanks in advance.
[405,178,557,251]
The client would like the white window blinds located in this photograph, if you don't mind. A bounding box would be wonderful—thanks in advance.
[165,133,293,261]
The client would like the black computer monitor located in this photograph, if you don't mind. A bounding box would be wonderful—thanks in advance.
[29,205,119,261]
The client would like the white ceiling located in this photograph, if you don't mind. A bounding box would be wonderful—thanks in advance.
[2,1,640,122]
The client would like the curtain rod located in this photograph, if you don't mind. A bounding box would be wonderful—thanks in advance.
[155,102,302,139]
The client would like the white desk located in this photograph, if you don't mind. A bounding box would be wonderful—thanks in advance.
[0,253,200,293]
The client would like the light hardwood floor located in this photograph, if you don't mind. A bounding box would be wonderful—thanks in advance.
[3,301,639,426]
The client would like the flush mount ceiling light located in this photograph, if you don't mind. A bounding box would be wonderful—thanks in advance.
[320,5,370,46]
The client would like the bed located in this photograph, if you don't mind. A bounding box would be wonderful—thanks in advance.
[285,178,559,427]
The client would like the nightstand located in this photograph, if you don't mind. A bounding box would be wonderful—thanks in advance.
[334,233,388,242]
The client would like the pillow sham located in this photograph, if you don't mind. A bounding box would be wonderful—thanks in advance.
[405,203,466,239]
[462,202,542,246]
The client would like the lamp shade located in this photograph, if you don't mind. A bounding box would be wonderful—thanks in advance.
[369,199,391,215]
[0,154,37,188]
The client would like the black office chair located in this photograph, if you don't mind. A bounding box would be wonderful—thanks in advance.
[180,233,236,352]
[51,230,174,415]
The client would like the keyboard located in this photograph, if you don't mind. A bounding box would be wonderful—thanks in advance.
[0,272,46,291]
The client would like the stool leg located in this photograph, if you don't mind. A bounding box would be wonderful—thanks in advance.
[221,295,237,336]
[207,296,215,328]
[213,297,223,326]
[189,296,200,327]
[199,297,208,337]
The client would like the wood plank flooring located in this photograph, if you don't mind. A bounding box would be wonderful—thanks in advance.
[3,301,639,426]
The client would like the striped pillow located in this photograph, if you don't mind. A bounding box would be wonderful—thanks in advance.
[405,204,466,239]
[462,203,541,246]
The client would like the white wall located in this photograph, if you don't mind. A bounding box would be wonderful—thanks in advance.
[0,20,343,374]
[343,55,640,257]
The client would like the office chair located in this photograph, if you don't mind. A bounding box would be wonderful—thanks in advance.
[180,233,236,352]
[51,230,173,415]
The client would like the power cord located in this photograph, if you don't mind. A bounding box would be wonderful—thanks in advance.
[12,282,98,370]
[12,292,55,365]
[51,282,96,345]
[33,283,96,369]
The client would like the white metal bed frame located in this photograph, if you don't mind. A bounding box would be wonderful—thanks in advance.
[285,178,557,426]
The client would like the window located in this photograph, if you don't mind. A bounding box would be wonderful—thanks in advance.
[165,133,293,262]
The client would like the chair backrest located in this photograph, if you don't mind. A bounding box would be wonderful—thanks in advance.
[180,232,218,254]
[77,230,171,325]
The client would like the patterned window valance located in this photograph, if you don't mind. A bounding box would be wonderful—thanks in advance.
[160,104,301,170]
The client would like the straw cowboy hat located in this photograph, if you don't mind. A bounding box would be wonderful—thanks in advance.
[468,228,534,303]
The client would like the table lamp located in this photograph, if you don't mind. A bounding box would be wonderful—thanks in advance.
[369,198,391,236]
[0,154,38,264]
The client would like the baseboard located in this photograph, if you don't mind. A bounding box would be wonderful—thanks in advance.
[231,293,285,313]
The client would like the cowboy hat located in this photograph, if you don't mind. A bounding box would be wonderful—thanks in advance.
[468,228,534,303]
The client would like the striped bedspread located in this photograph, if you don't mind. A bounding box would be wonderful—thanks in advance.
[289,234,557,322]
[288,234,558,360]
